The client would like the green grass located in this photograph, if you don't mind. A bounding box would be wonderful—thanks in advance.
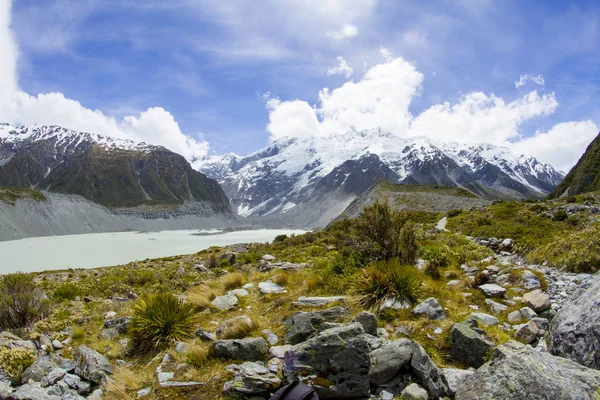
[0,187,46,204]
[377,181,478,198]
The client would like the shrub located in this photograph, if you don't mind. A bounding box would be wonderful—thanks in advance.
[274,234,288,243]
[328,250,368,276]
[206,255,218,269]
[398,222,417,265]
[130,293,196,352]
[0,273,48,330]
[354,201,408,260]
[353,259,422,313]
[53,283,83,301]
[447,209,463,218]
[420,245,452,268]
[71,326,85,340]
[218,259,231,268]
[552,209,568,222]
[0,348,35,384]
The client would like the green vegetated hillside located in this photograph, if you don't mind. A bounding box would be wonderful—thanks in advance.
[0,187,46,205]
[550,132,600,198]
[1,196,599,398]
[338,180,491,220]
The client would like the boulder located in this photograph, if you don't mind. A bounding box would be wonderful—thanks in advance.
[10,383,61,400]
[100,329,118,340]
[514,321,539,344]
[21,357,58,383]
[284,323,370,399]
[454,341,600,400]
[229,288,249,297]
[550,274,600,369]
[484,299,507,315]
[352,312,378,336]
[519,307,537,321]
[283,307,350,345]
[104,316,131,334]
[520,271,541,289]
[262,329,279,345]
[400,383,428,400]
[450,320,495,369]
[269,345,292,359]
[442,368,475,396]
[211,294,239,311]
[410,341,448,398]
[411,298,446,320]
[212,338,269,361]
[507,310,521,324]
[194,329,216,342]
[258,280,287,294]
[293,296,346,307]
[478,284,506,298]
[223,362,281,396]
[368,339,412,386]
[522,290,551,313]
[467,313,499,327]
[74,345,113,383]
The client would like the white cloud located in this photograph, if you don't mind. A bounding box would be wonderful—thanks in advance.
[0,0,209,161]
[515,74,545,88]
[265,52,595,170]
[327,57,354,78]
[327,24,360,40]
[510,121,599,172]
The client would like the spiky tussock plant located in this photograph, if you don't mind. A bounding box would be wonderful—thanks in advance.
[353,259,423,313]
[130,293,196,352]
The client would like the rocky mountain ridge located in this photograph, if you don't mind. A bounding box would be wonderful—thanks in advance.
[196,129,564,224]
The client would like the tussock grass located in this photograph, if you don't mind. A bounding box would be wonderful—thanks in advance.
[104,366,153,400]
[221,272,248,290]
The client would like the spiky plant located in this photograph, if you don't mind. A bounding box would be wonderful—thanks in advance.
[130,293,196,352]
[353,259,422,313]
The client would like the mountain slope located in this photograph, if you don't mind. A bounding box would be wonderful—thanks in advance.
[0,124,231,211]
[549,132,600,198]
[196,129,563,226]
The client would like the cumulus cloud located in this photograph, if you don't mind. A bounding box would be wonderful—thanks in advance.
[327,23,360,40]
[515,74,545,88]
[0,0,209,161]
[266,50,597,170]
[326,57,354,78]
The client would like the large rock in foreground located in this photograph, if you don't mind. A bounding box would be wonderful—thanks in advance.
[284,323,371,399]
[454,341,600,400]
[450,320,494,369]
[550,274,600,369]
[74,345,113,383]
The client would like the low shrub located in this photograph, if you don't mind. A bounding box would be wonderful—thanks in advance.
[53,283,83,301]
[273,234,288,243]
[130,293,196,352]
[353,259,422,313]
[447,209,463,218]
[398,222,418,265]
[420,245,452,269]
[0,273,48,330]
[552,209,568,222]
[0,348,35,384]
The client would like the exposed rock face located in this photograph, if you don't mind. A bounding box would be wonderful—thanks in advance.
[212,338,269,361]
[442,368,475,396]
[74,345,113,383]
[283,323,371,399]
[283,307,350,345]
[454,341,600,400]
[409,341,448,398]
[368,339,412,386]
[21,358,58,384]
[550,274,600,369]
[450,320,495,369]
[411,298,446,320]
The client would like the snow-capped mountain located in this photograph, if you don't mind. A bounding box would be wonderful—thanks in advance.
[0,123,231,211]
[196,129,564,224]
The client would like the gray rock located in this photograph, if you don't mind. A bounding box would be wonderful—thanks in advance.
[21,357,58,383]
[550,274,600,369]
[100,328,118,340]
[358,333,383,352]
[269,345,292,359]
[261,329,279,345]
[76,380,91,396]
[368,339,412,386]
[74,345,113,383]
[87,389,103,400]
[158,372,174,383]
[212,338,269,361]
[258,280,287,294]
[137,387,151,397]
[2,339,36,351]
[262,254,276,261]
[522,290,551,312]
[400,383,428,400]
[450,320,495,369]
[216,315,255,339]
[411,297,446,320]
[284,323,370,399]
[519,307,537,321]
[46,368,67,385]
[174,341,190,353]
[442,368,475,396]
[521,271,541,289]
[352,312,378,336]
[223,362,281,396]
[454,341,600,400]
[532,317,549,332]
[159,381,205,388]
[194,329,216,342]
[104,316,131,334]
[62,373,80,389]
[283,307,350,345]
[468,313,499,327]
[410,340,448,397]
[507,310,522,324]
[0,381,12,398]
[11,383,61,400]
[229,288,250,297]
[211,294,239,311]
[293,296,346,307]
[478,284,506,298]
[485,299,508,315]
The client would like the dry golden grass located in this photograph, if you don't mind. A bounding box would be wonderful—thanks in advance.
[217,316,258,340]
[186,284,220,310]
[222,272,248,291]
[270,272,289,286]
[184,343,210,368]
[103,366,153,400]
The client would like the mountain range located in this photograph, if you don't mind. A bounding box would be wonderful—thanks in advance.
[196,128,564,225]
[0,124,231,212]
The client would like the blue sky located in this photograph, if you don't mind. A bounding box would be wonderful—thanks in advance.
[1,0,599,171]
